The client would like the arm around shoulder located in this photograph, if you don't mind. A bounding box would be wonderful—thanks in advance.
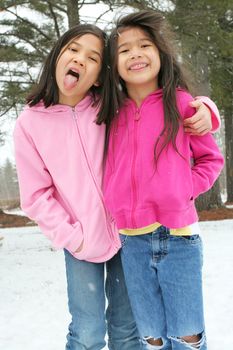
[195,96,221,133]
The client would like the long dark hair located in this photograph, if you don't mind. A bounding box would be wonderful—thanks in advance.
[27,24,110,124]
[106,10,190,161]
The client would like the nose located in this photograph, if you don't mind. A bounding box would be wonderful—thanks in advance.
[130,48,142,59]
[73,53,85,67]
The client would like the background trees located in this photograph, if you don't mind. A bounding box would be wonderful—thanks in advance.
[0,158,19,206]
[166,0,233,205]
[0,0,115,118]
[0,0,232,208]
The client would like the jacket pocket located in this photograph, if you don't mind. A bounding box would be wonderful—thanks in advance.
[71,207,117,261]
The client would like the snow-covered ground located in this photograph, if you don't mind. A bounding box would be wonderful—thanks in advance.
[0,220,233,350]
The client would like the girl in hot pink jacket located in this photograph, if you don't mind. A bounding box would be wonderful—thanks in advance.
[103,10,224,350]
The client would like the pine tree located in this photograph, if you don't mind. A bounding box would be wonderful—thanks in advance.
[166,0,232,206]
[0,0,118,118]
[0,158,19,204]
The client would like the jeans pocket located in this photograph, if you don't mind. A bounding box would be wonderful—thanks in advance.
[119,234,128,247]
[180,234,201,245]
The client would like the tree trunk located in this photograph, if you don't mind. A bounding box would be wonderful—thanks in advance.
[190,49,223,210]
[192,50,210,95]
[196,180,222,211]
[67,0,80,28]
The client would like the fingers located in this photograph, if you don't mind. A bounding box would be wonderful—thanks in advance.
[184,126,209,135]
[184,120,211,134]
[189,99,203,109]
[184,117,211,133]
[184,100,212,135]
[75,239,84,253]
[183,114,202,125]
[184,117,210,129]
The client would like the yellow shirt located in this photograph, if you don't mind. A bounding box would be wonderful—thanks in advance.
[119,222,192,236]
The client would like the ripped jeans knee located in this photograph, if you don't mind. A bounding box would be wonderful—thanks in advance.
[142,336,166,349]
[170,331,207,349]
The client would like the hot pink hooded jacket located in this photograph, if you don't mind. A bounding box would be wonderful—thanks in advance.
[103,89,224,230]
[14,95,121,262]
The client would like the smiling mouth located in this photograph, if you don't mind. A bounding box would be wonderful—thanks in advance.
[129,63,148,71]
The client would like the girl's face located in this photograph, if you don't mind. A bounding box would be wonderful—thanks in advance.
[56,34,103,106]
[117,27,161,95]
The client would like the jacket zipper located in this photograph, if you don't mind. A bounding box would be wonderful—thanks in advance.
[71,109,115,240]
[130,108,140,227]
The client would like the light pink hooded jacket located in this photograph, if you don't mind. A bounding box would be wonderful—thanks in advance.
[14,95,121,262]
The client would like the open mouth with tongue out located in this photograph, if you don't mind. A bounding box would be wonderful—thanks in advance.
[64,69,80,90]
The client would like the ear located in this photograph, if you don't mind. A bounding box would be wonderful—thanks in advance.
[93,81,100,87]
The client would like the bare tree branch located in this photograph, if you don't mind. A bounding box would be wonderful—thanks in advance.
[94,8,113,24]
[41,1,67,14]
[0,103,16,118]
[47,1,61,38]
[26,66,37,84]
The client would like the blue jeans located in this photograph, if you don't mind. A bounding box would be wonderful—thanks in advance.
[64,250,141,350]
[120,226,207,350]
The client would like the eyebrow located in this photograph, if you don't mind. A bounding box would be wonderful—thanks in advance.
[70,41,102,58]
[118,38,152,50]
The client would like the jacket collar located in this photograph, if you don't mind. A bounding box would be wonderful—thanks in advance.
[124,88,163,110]
[24,94,94,114]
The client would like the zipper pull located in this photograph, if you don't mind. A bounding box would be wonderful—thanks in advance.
[72,107,77,119]
[135,109,140,121]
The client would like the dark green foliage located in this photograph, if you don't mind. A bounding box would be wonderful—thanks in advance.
[0,0,70,119]
[166,0,233,202]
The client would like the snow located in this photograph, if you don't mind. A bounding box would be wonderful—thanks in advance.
[0,220,233,350]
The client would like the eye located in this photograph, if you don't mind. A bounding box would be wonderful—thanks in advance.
[68,46,78,53]
[89,56,98,62]
[141,44,151,48]
[119,49,129,54]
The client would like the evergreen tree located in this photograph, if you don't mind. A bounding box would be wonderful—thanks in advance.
[0,0,117,118]
[166,0,232,205]
[0,158,19,203]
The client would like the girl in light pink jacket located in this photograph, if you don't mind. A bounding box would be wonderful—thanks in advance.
[14,23,220,350]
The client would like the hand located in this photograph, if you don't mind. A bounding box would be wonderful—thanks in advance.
[183,99,212,136]
[75,239,84,253]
